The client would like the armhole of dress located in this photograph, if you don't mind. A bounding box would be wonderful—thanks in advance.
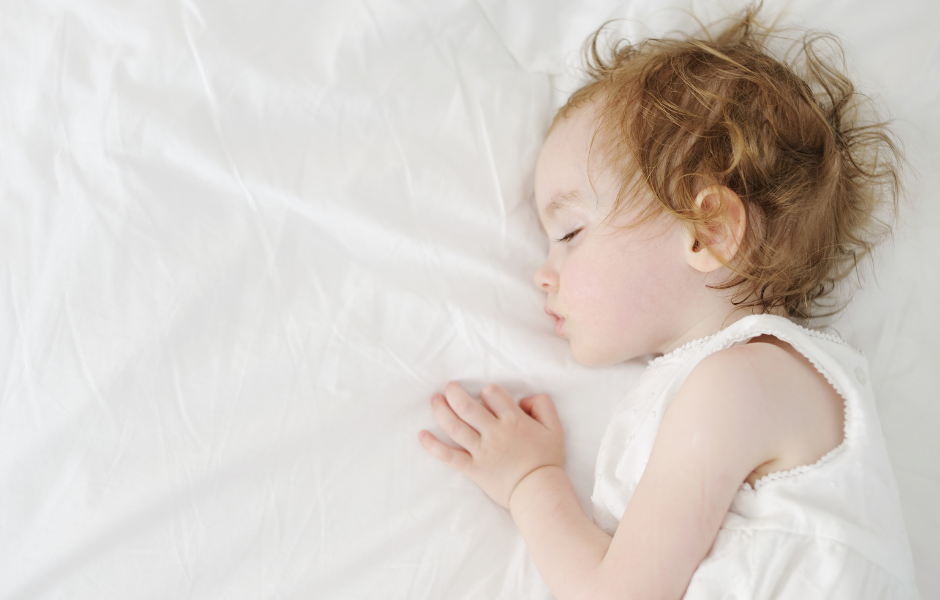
[711,324,854,492]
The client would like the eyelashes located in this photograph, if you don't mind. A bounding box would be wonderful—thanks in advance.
[554,228,583,243]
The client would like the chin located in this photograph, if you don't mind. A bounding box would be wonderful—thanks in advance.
[570,338,642,367]
[569,343,614,367]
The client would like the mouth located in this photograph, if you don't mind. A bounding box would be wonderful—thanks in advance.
[543,305,565,336]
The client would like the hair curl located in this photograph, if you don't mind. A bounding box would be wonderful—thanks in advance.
[556,5,903,321]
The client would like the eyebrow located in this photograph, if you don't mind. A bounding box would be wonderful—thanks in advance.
[545,191,585,218]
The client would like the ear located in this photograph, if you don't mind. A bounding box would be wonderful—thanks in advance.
[682,185,747,273]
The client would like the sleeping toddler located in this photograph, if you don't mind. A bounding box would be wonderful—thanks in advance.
[418,6,919,599]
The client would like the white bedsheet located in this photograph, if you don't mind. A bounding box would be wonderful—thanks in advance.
[1,1,937,598]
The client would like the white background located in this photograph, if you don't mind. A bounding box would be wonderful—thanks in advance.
[1,0,937,598]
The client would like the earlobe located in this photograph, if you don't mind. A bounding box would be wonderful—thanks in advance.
[683,185,746,273]
[685,228,720,272]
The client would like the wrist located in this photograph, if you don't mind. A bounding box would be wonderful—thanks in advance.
[508,464,565,511]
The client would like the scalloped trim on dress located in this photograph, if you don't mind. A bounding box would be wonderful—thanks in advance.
[721,323,853,491]
[647,314,857,368]
[647,330,725,367]
[646,314,854,491]
[742,344,852,491]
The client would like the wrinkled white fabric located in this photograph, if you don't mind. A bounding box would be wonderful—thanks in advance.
[1,0,938,598]
[593,314,919,599]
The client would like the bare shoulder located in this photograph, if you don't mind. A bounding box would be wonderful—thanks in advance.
[672,337,845,486]
[607,336,846,595]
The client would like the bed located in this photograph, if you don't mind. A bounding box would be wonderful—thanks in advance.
[2,0,937,597]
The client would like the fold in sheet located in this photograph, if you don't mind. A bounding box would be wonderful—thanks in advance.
[1,0,937,598]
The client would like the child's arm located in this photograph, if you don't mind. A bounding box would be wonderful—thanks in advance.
[419,349,783,600]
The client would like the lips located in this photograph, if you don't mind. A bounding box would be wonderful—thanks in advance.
[543,304,565,336]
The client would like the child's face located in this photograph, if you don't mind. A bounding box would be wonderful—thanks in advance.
[533,107,694,366]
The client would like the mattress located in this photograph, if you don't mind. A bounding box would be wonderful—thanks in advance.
[1,0,937,598]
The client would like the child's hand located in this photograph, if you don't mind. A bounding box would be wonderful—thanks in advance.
[418,382,565,508]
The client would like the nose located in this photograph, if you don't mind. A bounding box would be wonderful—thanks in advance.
[533,258,558,291]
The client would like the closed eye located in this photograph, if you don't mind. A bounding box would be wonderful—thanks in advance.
[554,228,582,243]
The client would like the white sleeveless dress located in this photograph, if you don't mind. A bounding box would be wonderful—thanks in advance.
[592,314,919,599]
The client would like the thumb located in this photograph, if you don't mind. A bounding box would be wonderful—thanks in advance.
[519,394,562,430]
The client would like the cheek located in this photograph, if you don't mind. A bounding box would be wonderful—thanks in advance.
[559,235,685,355]
[562,242,664,321]
[559,253,619,319]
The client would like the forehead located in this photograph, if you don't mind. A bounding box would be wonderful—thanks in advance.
[534,106,605,219]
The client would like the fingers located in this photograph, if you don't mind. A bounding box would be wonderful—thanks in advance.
[418,430,472,472]
[443,382,496,431]
[431,393,481,451]
[519,394,562,430]
[480,383,516,419]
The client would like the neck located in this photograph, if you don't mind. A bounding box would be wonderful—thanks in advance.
[655,303,779,357]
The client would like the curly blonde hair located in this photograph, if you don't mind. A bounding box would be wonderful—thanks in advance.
[556,6,903,321]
